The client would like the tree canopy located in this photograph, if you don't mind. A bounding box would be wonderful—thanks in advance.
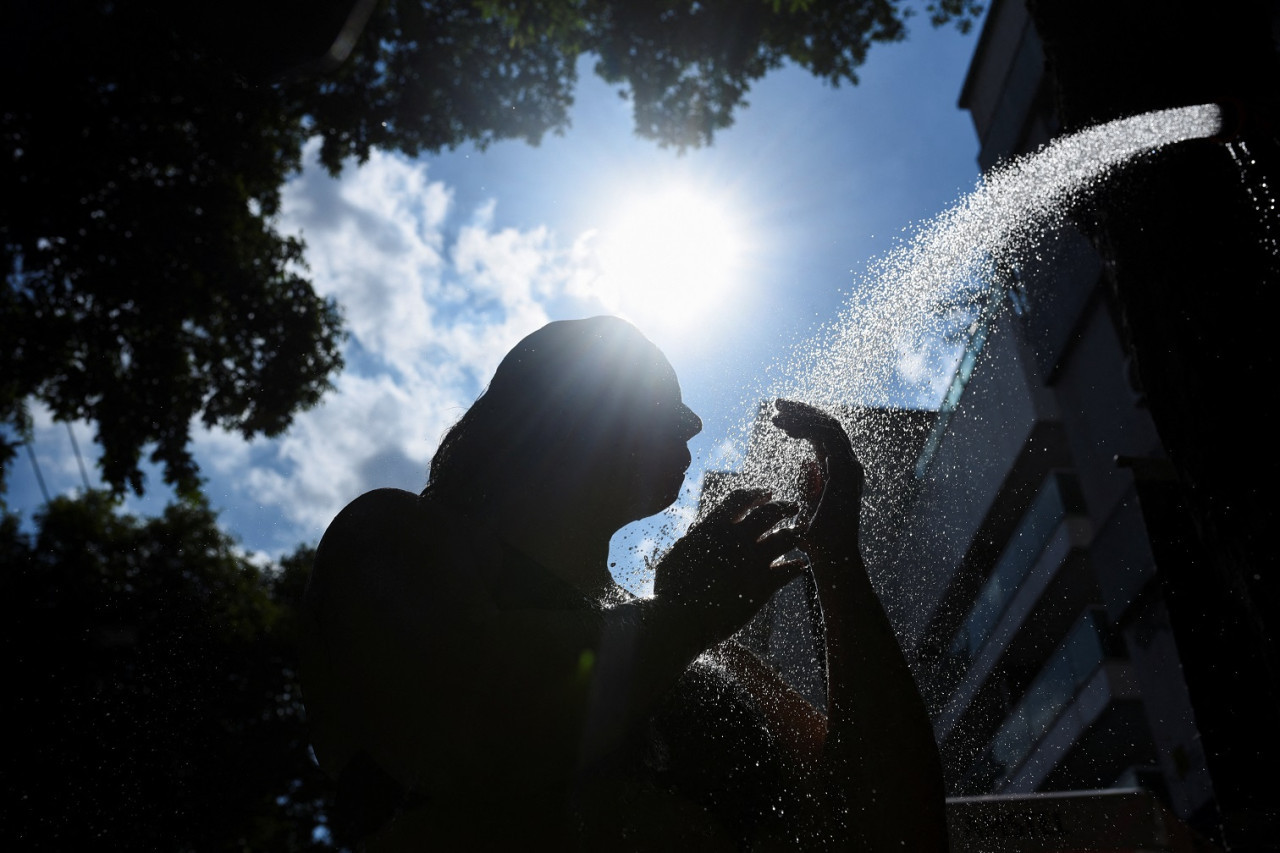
[0,492,334,849]
[1,0,982,498]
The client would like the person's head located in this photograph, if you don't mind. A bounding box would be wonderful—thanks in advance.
[425,316,701,526]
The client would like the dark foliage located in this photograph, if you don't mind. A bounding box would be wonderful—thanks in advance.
[1,0,982,498]
[0,493,337,850]
[2,2,346,498]
[298,0,983,166]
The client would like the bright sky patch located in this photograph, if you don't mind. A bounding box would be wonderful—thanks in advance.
[591,185,746,331]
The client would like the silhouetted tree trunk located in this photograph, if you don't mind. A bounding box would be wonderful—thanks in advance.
[1025,0,1280,848]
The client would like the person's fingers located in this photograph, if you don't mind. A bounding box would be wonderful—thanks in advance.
[767,554,810,592]
[759,525,801,557]
[739,501,800,539]
[772,397,829,419]
[772,399,861,476]
[772,400,848,453]
[704,488,771,524]
[772,398,840,433]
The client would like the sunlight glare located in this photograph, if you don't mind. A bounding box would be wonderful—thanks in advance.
[593,185,745,329]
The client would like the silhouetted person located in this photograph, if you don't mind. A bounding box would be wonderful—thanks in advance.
[302,316,947,850]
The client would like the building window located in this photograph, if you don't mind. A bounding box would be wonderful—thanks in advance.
[983,608,1113,786]
[947,472,1078,668]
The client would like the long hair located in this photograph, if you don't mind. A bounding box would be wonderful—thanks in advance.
[423,316,673,515]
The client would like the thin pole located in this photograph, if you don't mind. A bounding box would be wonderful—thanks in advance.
[24,441,51,504]
[65,421,92,491]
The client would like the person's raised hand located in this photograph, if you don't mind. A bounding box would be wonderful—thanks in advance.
[654,488,806,640]
[770,399,865,564]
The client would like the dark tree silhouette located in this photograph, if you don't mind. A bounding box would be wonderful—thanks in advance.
[1,0,980,498]
[0,493,336,850]
[305,0,982,166]
[1,1,348,498]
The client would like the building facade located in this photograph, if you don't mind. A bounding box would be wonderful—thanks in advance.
[880,0,1221,838]
[717,1,1235,847]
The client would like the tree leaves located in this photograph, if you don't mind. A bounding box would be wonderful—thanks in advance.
[0,493,336,850]
[2,2,343,496]
[1,0,982,498]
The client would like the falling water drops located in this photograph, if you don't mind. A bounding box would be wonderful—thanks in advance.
[612,105,1225,598]
[734,105,1224,501]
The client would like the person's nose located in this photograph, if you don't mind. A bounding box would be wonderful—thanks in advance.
[679,405,702,440]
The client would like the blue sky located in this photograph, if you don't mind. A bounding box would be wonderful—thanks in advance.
[9,10,987,584]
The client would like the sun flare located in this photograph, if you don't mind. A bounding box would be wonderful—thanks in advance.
[591,185,746,329]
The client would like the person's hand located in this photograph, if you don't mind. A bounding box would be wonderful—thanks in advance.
[770,399,865,564]
[653,488,806,638]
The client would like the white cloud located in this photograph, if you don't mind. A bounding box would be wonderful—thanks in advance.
[711,437,745,470]
[895,337,961,408]
[193,140,602,541]
[11,406,103,507]
[11,141,722,567]
[279,141,452,379]
[236,371,452,533]
[896,347,930,384]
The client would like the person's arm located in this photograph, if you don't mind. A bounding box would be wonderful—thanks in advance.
[581,488,808,769]
[772,399,949,851]
[304,487,805,796]
[707,638,828,775]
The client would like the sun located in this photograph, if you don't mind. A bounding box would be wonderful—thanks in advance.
[590,184,746,329]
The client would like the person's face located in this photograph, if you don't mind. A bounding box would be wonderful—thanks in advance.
[610,356,702,521]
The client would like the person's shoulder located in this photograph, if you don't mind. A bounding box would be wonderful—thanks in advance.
[328,487,423,526]
[313,489,489,594]
[320,488,457,546]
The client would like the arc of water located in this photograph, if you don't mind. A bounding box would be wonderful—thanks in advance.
[735,104,1224,498]
[624,105,1226,591]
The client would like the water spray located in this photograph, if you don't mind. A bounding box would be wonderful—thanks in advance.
[726,103,1228,503]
